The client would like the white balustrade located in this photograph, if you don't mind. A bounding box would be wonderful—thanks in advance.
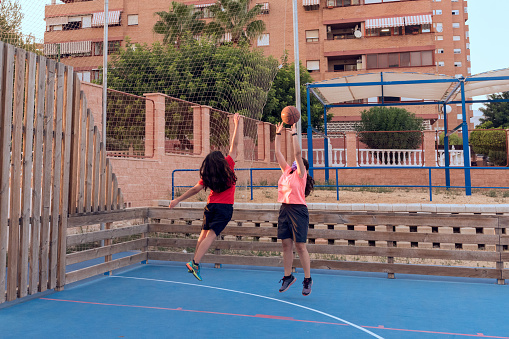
[357,149,424,166]
[436,150,464,167]
[302,148,346,167]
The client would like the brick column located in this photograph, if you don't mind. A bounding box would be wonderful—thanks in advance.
[230,114,244,161]
[201,106,211,155]
[192,106,203,155]
[423,130,436,167]
[345,131,357,167]
[144,93,166,159]
[264,122,271,163]
[257,122,265,161]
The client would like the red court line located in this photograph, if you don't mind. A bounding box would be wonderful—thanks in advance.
[39,298,509,338]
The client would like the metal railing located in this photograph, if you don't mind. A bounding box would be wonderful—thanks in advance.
[172,166,509,202]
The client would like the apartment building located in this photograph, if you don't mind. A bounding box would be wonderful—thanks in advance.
[44,0,472,132]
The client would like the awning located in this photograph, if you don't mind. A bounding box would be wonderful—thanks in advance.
[195,3,213,8]
[455,68,509,100]
[365,17,405,29]
[92,10,121,27]
[303,0,320,6]
[310,72,457,104]
[46,16,69,26]
[43,41,92,56]
[405,14,432,26]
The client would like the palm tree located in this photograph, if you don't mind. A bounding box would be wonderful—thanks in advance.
[153,1,205,48]
[206,0,266,45]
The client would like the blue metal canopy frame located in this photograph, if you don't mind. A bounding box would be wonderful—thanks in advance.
[306,72,509,195]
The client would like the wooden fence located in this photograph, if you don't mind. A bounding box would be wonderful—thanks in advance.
[61,206,509,294]
[0,42,125,304]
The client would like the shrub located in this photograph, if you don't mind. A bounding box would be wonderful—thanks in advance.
[356,107,424,150]
[439,132,463,146]
[469,123,507,166]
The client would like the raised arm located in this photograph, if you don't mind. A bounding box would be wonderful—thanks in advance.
[169,183,204,209]
[228,113,241,161]
[275,122,289,171]
[290,124,305,178]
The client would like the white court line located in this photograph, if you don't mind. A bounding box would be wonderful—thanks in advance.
[110,275,384,339]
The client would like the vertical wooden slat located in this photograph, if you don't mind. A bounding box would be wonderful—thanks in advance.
[85,109,94,212]
[99,140,106,211]
[68,79,81,214]
[48,62,64,290]
[77,94,87,213]
[106,159,112,211]
[19,52,36,298]
[112,174,118,211]
[119,191,124,210]
[0,42,14,303]
[7,48,26,301]
[39,59,56,293]
[57,66,73,291]
[92,127,100,212]
[30,55,46,294]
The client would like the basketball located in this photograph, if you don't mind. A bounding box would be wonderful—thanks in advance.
[281,106,300,125]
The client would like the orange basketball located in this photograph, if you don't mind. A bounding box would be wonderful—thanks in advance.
[281,106,300,125]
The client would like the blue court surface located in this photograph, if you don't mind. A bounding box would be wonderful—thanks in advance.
[1,261,509,338]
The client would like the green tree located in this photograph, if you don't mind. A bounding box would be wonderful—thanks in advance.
[356,107,424,149]
[0,0,39,52]
[439,132,463,146]
[207,0,266,45]
[479,92,509,128]
[103,39,277,119]
[262,55,329,131]
[153,1,206,47]
[469,121,507,166]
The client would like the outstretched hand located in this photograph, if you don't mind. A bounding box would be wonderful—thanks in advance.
[233,113,240,125]
[290,124,297,134]
[169,200,178,209]
[276,122,284,134]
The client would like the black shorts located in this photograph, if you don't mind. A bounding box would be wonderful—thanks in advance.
[202,203,234,236]
[277,203,309,243]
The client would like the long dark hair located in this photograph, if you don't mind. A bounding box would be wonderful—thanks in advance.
[302,158,314,197]
[200,151,237,193]
[290,158,314,197]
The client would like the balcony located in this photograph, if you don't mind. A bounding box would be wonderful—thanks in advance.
[323,33,435,55]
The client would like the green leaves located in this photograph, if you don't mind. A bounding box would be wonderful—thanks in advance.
[479,92,509,128]
[356,107,425,149]
[469,126,507,166]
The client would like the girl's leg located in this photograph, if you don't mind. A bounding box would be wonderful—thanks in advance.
[294,242,311,278]
[193,230,218,264]
[282,238,294,276]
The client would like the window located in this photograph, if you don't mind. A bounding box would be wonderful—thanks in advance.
[438,61,445,67]
[435,23,443,32]
[257,34,269,46]
[454,62,462,67]
[452,22,460,28]
[453,35,461,41]
[465,31,469,39]
[452,10,459,15]
[127,14,138,26]
[366,50,433,69]
[454,48,461,54]
[305,30,319,42]
[455,74,463,79]
[82,15,92,28]
[63,18,82,31]
[437,49,444,54]
[93,40,122,56]
[328,0,361,6]
[466,43,470,49]
[367,26,402,37]
[436,35,443,41]
[467,55,470,61]
[307,60,320,71]
[421,24,431,33]
[257,2,269,14]
[434,9,442,15]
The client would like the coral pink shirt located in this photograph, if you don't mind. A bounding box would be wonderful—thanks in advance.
[278,165,307,205]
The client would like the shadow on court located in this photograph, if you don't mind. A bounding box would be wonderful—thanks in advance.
[1,261,509,338]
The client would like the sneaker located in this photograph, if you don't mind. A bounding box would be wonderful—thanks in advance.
[186,260,202,281]
[279,275,296,293]
[302,277,313,296]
